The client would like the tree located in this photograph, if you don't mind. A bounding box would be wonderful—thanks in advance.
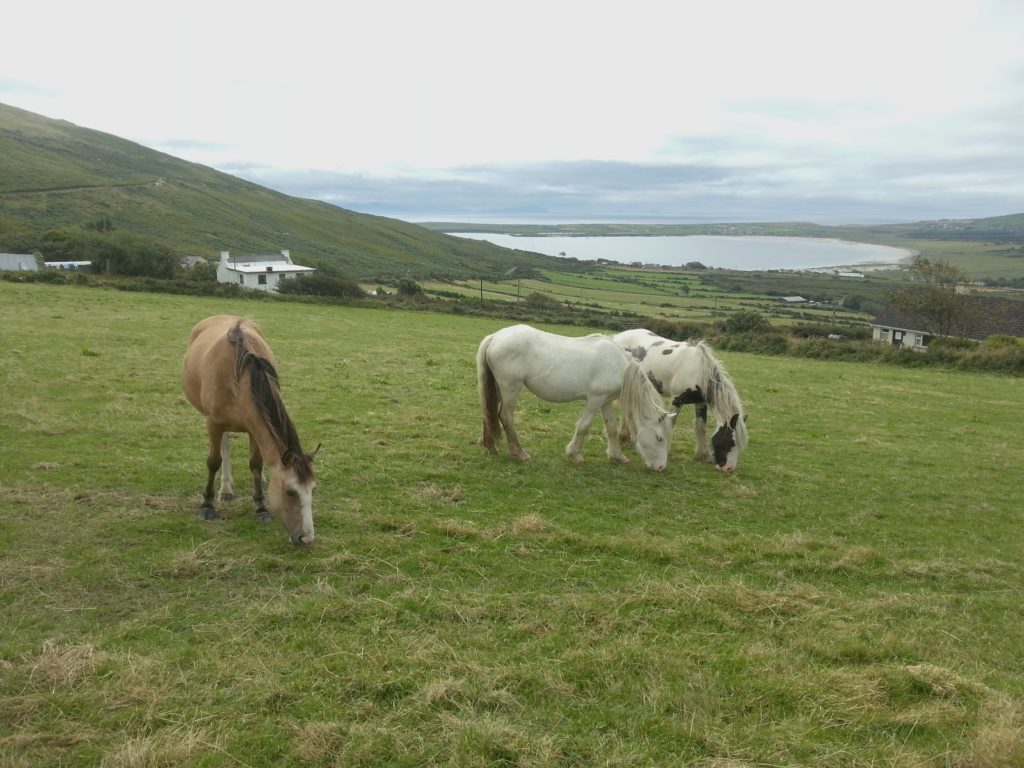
[397,278,423,296]
[889,257,973,338]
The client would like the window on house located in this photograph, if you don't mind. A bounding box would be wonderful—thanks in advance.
[258,274,267,285]
[238,275,244,284]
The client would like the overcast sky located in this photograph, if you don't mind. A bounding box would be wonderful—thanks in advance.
[4,0,1024,224]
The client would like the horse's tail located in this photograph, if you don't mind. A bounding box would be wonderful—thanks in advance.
[620,358,664,431]
[694,340,748,448]
[227,321,314,481]
[476,333,502,452]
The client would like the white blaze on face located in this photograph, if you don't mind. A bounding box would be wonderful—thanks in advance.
[711,421,739,472]
[297,487,315,544]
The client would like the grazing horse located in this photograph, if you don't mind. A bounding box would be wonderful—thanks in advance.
[614,329,748,472]
[477,324,677,471]
[182,315,318,544]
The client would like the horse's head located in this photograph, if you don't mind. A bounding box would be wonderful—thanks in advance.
[633,409,677,472]
[711,414,744,472]
[268,445,319,545]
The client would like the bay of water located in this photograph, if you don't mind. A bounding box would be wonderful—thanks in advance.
[448,233,914,271]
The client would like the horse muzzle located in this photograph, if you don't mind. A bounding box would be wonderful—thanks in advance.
[289,531,315,546]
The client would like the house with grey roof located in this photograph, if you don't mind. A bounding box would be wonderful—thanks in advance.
[0,253,39,272]
[871,295,1024,349]
[216,250,315,292]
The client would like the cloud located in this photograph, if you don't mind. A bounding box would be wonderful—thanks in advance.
[5,0,1024,224]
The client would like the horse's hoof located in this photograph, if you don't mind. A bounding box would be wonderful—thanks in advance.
[569,455,585,465]
[197,507,219,520]
[219,492,235,502]
[254,510,273,523]
[609,455,630,464]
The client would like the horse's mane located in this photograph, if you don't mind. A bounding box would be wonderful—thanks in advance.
[690,339,748,448]
[227,322,315,482]
[619,359,666,428]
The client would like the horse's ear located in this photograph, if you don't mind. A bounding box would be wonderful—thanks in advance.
[307,443,322,462]
[729,413,740,429]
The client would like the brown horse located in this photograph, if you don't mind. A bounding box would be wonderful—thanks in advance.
[182,315,318,545]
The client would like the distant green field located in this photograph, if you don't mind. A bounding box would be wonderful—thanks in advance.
[2,281,1023,766]
[425,265,876,327]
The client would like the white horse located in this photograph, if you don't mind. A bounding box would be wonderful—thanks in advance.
[613,329,748,472]
[477,324,677,471]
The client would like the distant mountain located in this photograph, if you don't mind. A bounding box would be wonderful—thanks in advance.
[0,102,568,279]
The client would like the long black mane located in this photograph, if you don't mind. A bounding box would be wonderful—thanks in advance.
[227,321,315,482]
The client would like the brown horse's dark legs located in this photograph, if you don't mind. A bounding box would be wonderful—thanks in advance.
[249,438,272,522]
[200,425,224,519]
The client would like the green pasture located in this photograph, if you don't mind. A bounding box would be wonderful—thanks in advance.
[2,281,1023,766]
[426,266,872,327]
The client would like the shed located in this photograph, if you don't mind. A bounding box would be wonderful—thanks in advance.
[216,250,315,292]
[0,253,39,272]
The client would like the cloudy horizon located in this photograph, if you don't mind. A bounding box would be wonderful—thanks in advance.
[4,0,1024,226]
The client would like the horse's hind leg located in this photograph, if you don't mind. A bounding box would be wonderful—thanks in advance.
[498,385,530,461]
[693,404,712,463]
[199,423,224,519]
[248,436,272,522]
[217,432,235,501]
[602,401,629,464]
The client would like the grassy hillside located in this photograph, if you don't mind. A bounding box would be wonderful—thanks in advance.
[2,281,1023,766]
[0,103,569,279]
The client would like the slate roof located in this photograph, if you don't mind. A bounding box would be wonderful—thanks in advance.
[872,295,1024,340]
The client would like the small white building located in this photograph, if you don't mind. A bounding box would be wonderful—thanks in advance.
[217,250,315,292]
[0,253,39,271]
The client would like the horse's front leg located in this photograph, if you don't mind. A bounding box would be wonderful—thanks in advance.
[199,423,224,519]
[565,397,602,464]
[693,404,712,463]
[602,401,629,464]
[217,432,235,501]
[249,436,272,522]
[617,413,634,447]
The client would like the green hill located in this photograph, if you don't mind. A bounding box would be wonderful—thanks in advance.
[0,102,568,279]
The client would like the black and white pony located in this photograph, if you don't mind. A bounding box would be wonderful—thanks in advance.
[477,324,677,471]
[613,329,748,472]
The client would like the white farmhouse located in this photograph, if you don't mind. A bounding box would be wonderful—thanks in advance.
[217,250,315,292]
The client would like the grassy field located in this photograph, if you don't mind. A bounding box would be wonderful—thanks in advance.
[2,281,1023,767]
[423,266,876,328]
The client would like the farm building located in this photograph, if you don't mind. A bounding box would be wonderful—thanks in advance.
[871,295,1024,349]
[216,250,315,292]
[44,260,92,270]
[0,253,39,272]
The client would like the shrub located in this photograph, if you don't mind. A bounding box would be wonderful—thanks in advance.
[981,334,1023,349]
[722,310,772,334]
[276,273,363,298]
